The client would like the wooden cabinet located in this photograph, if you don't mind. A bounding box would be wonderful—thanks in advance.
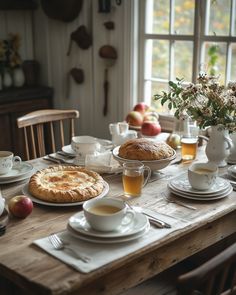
[0,86,53,160]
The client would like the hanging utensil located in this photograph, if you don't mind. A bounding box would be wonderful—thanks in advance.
[99,45,117,116]
[67,25,92,56]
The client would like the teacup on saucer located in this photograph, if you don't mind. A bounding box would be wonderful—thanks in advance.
[188,162,218,190]
[83,198,134,232]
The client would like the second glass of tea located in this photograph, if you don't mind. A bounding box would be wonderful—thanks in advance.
[122,161,151,197]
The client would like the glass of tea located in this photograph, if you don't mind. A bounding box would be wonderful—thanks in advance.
[122,161,151,197]
[181,136,198,162]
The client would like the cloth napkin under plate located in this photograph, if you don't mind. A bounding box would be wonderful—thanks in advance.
[84,150,122,174]
[33,210,189,273]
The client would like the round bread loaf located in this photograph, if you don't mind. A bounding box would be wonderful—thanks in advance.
[118,138,174,161]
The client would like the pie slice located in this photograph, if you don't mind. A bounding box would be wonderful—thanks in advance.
[28,165,105,203]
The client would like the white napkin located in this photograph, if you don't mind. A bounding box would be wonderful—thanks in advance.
[33,210,189,273]
[84,150,122,174]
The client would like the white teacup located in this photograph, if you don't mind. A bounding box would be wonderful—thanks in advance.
[188,162,218,191]
[0,151,22,175]
[71,136,101,157]
[83,198,134,232]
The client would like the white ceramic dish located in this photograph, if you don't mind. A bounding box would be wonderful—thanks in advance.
[0,162,33,180]
[0,170,36,184]
[22,181,109,207]
[168,184,232,201]
[170,173,229,195]
[168,181,232,198]
[112,146,176,172]
[67,222,150,244]
[69,211,148,238]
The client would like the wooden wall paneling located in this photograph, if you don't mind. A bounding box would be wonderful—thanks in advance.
[0,11,7,38]
[0,114,12,150]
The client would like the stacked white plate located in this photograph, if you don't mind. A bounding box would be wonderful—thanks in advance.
[67,211,150,244]
[168,173,233,201]
[0,162,35,184]
[227,166,236,189]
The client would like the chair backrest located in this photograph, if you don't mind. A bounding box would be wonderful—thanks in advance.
[17,109,79,160]
[177,242,236,295]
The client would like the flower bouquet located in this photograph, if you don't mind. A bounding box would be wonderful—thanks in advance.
[154,73,236,132]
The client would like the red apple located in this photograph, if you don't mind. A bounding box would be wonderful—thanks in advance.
[141,121,161,136]
[126,111,143,126]
[8,195,33,218]
[133,102,149,114]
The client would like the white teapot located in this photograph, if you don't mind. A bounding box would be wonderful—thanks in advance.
[0,196,5,216]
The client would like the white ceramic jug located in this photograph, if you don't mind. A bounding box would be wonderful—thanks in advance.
[228,132,236,163]
[205,125,233,167]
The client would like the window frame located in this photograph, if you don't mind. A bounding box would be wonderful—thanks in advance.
[137,0,236,108]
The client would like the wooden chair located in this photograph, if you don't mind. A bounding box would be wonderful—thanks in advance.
[17,109,79,160]
[121,241,236,295]
[177,242,236,295]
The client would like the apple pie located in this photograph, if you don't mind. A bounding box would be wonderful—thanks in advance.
[28,165,105,203]
[118,138,174,161]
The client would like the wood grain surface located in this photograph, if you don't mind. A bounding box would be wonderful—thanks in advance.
[0,147,236,295]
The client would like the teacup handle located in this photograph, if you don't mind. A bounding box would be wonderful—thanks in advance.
[13,156,21,167]
[121,209,135,226]
[143,166,152,187]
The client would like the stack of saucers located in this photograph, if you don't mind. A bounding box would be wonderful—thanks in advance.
[227,166,236,189]
[0,162,34,184]
[67,211,150,244]
[168,173,232,201]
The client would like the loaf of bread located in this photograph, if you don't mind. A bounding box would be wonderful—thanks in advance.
[118,138,174,161]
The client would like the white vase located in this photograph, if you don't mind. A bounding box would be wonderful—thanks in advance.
[13,67,25,87]
[205,125,233,167]
[3,71,12,88]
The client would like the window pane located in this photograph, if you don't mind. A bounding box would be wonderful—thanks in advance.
[151,40,169,79]
[174,41,193,81]
[174,0,195,35]
[146,0,169,34]
[231,44,236,81]
[207,0,231,36]
[151,81,170,113]
[203,42,227,84]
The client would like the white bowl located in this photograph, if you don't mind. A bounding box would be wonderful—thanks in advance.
[112,146,176,172]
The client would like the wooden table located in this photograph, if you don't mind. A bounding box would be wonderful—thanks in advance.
[0,147,236,295]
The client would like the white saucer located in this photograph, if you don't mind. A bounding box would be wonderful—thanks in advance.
[0,162,34,180]
[68,211,148,238]
[170,173,229,195]
[168,183,232,200]
[22,181,109,207]
[0,169,36,184]
[67,222,150,244]
[62,145,76,156]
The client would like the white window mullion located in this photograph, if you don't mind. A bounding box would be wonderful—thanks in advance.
[169,0,175,81]
[226,43,232,83]
[230,0,235,36]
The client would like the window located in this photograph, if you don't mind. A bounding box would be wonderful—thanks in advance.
[138,0,236,113]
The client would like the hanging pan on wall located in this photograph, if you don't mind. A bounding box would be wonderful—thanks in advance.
[67,25,92,56]
[41,0,83,22]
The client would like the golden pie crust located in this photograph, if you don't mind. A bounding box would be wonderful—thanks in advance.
[28,165,105,203]
[118,138,174,161]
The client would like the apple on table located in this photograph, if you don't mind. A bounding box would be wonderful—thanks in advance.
[126,111,143,127]
[133,102,149,114]
[141,121,161,137]
[8,195,33,218]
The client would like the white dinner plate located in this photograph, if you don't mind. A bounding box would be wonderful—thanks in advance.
[168,184,233,201]
[0,169,36,184]
[69,211,149,238]
[67,222,150,244]
[170,173,229,195]
[0,162,34,180]
[168,181,232,198]
[22,181,109,207]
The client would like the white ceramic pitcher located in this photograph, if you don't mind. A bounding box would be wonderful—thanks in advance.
[204,125,233,167]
